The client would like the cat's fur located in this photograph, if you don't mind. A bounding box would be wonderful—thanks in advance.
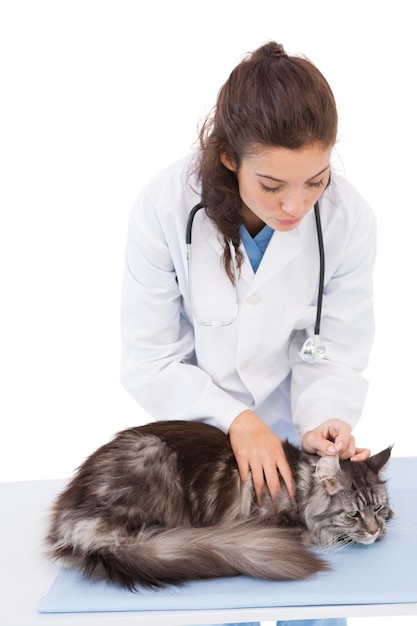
[46,420,393,590]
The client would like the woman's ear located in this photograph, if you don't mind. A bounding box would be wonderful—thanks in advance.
[220,151,236,172]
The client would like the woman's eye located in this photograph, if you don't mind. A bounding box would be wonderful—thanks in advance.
[308,179,325,189]
[347,510,360,518]
[261,184,281,194]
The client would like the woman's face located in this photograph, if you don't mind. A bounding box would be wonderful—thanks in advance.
[222,143,332,234]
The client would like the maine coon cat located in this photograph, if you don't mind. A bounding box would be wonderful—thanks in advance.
[46,420,393,590]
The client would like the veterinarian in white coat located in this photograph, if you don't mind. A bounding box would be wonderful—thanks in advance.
[121,42,375,626]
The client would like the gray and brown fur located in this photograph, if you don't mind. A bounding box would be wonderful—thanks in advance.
[46,420,393,590]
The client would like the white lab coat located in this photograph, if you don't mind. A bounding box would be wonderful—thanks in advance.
[121,154,376,442]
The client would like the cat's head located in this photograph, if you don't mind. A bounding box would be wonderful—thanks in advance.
[305,446,394,548]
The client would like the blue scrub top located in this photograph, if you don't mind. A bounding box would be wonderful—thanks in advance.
[239,224,274,272]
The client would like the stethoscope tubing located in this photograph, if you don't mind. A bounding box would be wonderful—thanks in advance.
[185,202,205,246]
[313,202,324,337]
[186,201,326,360]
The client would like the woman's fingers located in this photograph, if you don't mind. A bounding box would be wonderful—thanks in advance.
[229,410,294,505]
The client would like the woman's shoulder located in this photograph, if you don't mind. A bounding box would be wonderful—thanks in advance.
[327,171,373,212]
[141,153,200,200]
[130,153,201,224]
[322,170,376,233]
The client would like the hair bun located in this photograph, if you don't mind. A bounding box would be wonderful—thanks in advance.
[257,41,287,59]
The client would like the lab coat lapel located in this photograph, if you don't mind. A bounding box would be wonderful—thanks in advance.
[245,229,303,292]
[205,229,255,284]
[202,213,303,290]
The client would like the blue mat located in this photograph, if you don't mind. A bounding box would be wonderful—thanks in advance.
[38,458,417,614]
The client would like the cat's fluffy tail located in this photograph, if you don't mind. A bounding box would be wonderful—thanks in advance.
[48,519,328,590]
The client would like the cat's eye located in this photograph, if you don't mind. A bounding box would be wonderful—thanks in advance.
[374,504,383,512]
[347,510,360,518]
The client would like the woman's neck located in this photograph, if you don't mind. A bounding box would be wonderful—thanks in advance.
[241,207,266,237]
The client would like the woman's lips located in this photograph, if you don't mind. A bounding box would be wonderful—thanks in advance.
[274,217,301,226]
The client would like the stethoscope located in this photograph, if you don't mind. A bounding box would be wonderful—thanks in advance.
[186,202,326,363]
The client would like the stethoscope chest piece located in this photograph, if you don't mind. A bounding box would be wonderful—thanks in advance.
[301,335,326,364]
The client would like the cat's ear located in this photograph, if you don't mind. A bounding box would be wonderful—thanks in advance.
[366,445,393,474]
[315,454,342,495]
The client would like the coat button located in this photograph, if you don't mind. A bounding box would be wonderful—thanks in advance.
[247,294,260,305]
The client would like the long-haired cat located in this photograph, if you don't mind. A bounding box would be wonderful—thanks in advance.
[46,420,393,590]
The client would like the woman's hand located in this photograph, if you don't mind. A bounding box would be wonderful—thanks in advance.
[228,409,294,505]
[301,418,370,461]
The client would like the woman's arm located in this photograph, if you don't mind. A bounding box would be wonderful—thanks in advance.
[290,177,377,442]
[120,175,249,430]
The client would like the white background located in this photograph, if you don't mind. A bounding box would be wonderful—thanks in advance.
[3,0,416,480]
[1,2,416,625]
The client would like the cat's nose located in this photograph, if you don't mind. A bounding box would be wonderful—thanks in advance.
[366,520,379,535]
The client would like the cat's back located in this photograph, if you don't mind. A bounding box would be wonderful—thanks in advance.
[126,420,238,485]
[50,420,243,529]
[137,420,234,464]
[138,421,242,523]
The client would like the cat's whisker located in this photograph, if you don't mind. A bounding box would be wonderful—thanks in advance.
[333,540,354,552]
[320,543,343,554]
[384,516,416,536]
[317,534,355,554]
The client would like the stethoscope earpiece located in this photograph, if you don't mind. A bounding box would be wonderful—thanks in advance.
[301,335,326,364]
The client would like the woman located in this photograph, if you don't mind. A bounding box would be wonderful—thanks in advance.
[120,41,376,626]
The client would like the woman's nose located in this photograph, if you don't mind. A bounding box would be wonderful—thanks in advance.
[281,196,305,218]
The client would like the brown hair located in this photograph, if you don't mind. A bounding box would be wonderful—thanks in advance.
[196,41,338,281]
